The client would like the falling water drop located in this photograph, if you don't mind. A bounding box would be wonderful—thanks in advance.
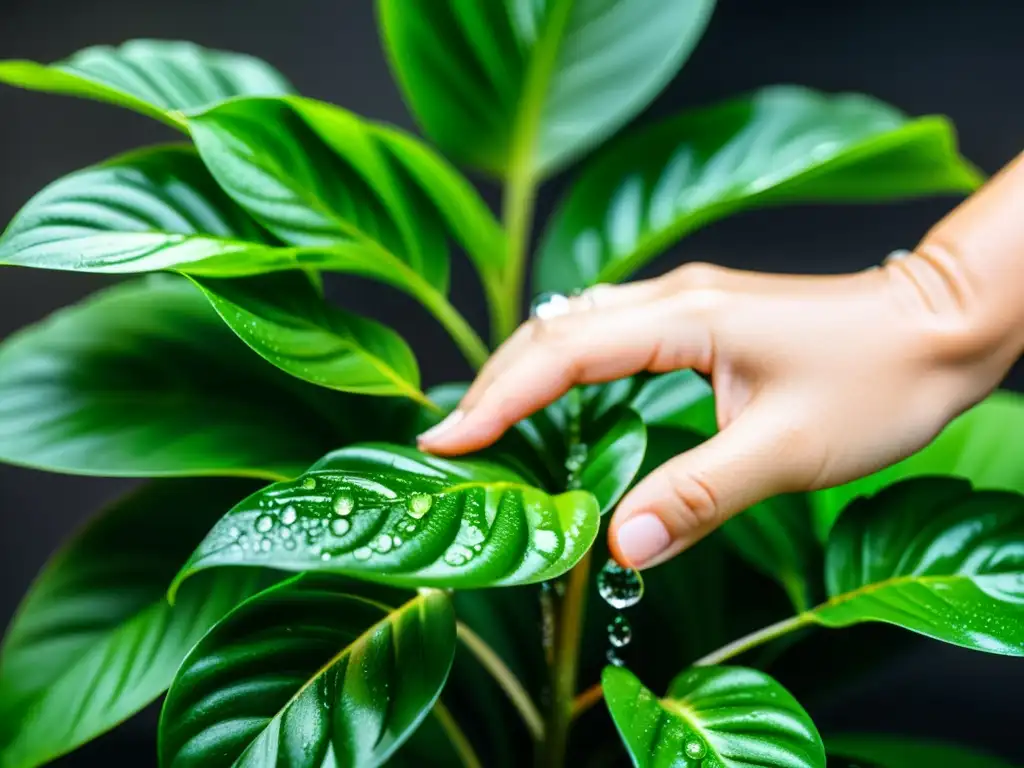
[334,494,355,517]
[255,515,274,534]
[301,477,317,490]
[608,615,632,648]
[407,494,432,519]
[597,560,643,610]
[684,739,707,760]
[330,518,350,537]
[606,648,626,667]
[281,506,297,526]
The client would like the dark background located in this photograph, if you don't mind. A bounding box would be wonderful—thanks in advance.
[1,0,1023,764]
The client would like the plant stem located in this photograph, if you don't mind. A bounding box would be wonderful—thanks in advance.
[570,682,604,720]
[456,622,544,741]
[432,700,483,768]
[416,282,490,370]
[692,613,814,667]
[541,550,592,768]
[497,164,536,344]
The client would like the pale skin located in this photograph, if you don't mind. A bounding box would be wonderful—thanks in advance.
[419,151,1024,570]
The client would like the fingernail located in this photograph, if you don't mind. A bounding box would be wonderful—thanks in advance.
[615,514,671,568]
[418,409,465,446]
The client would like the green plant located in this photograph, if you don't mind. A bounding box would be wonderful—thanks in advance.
[0,4,1020,767]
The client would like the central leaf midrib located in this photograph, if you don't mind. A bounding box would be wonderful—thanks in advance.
[811,570,1003,617]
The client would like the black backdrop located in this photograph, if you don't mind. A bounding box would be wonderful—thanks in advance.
[1,1,1022,764]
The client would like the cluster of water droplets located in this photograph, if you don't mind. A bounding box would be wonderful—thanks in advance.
[219,475,450,565]
[597,559,643,667]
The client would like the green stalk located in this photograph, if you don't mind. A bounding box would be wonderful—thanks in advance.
[497,164,537,344]
[541,550,592,768]
[692,613,814,667]
[412,274,490,370]
[433,701,484,768]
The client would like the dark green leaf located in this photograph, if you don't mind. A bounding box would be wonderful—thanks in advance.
[0,39,293,130]
[812,478,1024,655]
[811,391,1024,539]
[158,579,456,767]
[192,273,426,403]
[379,0,715,178]
[187,96,499,296]
[174,443,601,591]
[631,370,716,435]
[603,665,825,767]
[0,145,305,277]
[537,86,981,293]
[0,276,407,479]
[826,734,1015,768]
[722,493,823,612]
[0,480,274,768]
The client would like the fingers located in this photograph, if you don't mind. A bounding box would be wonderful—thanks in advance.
[609,402,802,569]
[419,292,714,455]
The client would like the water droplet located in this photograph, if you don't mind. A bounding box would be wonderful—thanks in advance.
[330,518,350,537]
[238,535,250,547]
[354,546,372,561]
[393,536,403,547]
[608,615,632,647]
[597,560,643,610]
[408,494,432,519]
[301,477,317,490]
[320,552,332,562]
[280,527,291,540]
[685,740,707,759]
[374,534,394,553]
[444,544,474,566]
[403,522,418,533]
[530,292,571,320]
[255,515,274,533]
[259,538,272,552]
[281,506,297,526]
[228,526,241,539]
[334,494,355,516]
[473,544,482,553]
[606,648,625,667]
[284,539,297,551]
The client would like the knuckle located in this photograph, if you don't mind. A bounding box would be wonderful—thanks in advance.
[669,262,721,291]
[661,467,721,532]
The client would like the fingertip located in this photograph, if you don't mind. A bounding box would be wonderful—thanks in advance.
[608,512,672,570]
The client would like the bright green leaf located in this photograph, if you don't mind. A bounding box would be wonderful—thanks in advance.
[0,277,407,479]
[826,734,1015,768]
[379,0,715,179]
[0,145,302,277]
[174,443,601,591]
[603,665,825,767]
[0,480,274,768]
[0,39,293,130]
[192,273,426,403]
[811,391,1024,539]
[811,478,1024,656]
[158,579,456,767]
[537,87,981,293]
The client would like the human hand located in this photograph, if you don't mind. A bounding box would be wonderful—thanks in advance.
[417,254,1013,569]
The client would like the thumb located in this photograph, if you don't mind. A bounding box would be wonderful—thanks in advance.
[609,403,799,569]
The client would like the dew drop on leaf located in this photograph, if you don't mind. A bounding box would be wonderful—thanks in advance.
[281,506,297,526]
[321,552,332,561]
[334,494,355,516]
[444,544,474,566]
[685,739,707,760]
[255,515,274,533]
[374,534,394,553]
[301,477,317,490]
[353,546,372,561]
[284,539,297,551]
[408,494,432,519]
[259,538,272,552]
[330,518,350,537]
[597,559,643,610]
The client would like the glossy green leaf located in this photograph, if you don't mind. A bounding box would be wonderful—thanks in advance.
[537,86,981,293]
[174,443,601,591]
[809,478,1024,655]
[0,480,274,768]
[187,96,500,294]
[379,0,715,178]
[603,665,825,767]
[825,735,1015,768]
[631,370,716,435]
[192,273,426,403]
[811,391,1024,539]
[0,39,293,130]
[0,276,406,479]
[0,145,301,276]
[159,579,456,767]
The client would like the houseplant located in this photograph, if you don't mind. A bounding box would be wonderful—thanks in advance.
[0,1,1021,766]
